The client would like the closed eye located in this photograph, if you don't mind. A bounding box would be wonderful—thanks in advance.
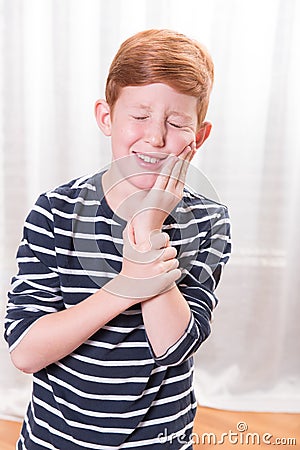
[132,116,149,120]
[168,121,183,129]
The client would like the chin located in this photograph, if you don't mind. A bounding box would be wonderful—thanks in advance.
[129,173,158,191]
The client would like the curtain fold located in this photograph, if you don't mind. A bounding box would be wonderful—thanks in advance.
[1,0,299,419]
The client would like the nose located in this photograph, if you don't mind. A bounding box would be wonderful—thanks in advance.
[144,121,166,148]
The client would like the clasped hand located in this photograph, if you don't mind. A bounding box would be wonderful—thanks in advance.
[112,144,195,302]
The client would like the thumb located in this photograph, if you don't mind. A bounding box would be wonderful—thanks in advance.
[123,220,136,248]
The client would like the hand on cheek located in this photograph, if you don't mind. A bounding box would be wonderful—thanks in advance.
[131,142,196,245]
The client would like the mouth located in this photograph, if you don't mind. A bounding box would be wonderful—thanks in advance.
[133,152,168,166]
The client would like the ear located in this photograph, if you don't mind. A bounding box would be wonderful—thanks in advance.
[94,99,112,136]
[195,122,212,149]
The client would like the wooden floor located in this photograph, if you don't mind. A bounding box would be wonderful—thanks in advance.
[0,406,299,449]
[0,419,21,450]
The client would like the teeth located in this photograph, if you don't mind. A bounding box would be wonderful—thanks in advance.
[136,153,160,164]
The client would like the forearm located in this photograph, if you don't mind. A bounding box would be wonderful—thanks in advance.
[133,221,191,358]
[10,278,133,374]
[141,284,191,357]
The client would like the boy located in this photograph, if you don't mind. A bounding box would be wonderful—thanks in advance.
[4,29,231,449]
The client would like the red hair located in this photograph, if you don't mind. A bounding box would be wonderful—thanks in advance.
[105,29,214,127]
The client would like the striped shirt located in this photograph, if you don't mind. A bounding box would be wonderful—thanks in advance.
[4,171,231,449]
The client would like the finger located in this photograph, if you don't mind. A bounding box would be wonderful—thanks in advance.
[176,150,193,190]
[168,157,184,188]
[142,268,181,298]
[179,143,195,182]
[173,145,195,191]
[153,154,178,190]
[105,268,181,300]
[149,230,170,249]
[123,222,134,247]
[162,258,179,272]
[160,268,182,288]
[167,145,192,190]
[178,143,194,172]
[161,246,177,261]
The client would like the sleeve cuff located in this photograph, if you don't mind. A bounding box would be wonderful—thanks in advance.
[148,314,201,367]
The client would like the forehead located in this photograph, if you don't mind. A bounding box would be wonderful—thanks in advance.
[116,83,198,117]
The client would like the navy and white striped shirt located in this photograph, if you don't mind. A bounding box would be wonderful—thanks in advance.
[4,171,231,449]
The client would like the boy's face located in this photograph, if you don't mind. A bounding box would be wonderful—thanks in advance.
[96,83,210,191]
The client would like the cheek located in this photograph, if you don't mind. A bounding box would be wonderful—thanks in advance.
[168,131,195,155]
[111,126,139,151]
[119,124,142,144]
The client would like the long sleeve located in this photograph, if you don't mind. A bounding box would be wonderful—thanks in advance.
[150,201,231,367]
[4,194,64,351]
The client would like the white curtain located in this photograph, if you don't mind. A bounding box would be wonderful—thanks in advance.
[0,0,299,420]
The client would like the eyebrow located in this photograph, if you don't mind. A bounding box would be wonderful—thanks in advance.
[167,111,194,121]
[130,103,150,108]
[130,105,193,121]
